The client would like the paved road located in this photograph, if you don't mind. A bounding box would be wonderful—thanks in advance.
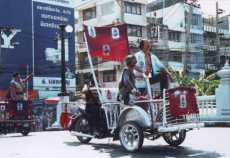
[0,128,229,158]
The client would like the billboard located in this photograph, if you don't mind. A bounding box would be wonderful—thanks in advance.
[0,0,33,89]
[0,0,75,99]
[33,0,75,77]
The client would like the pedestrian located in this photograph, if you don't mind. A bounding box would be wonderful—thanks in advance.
[9,72,33,101]
[134,40,172,96]
[118,55,140,105]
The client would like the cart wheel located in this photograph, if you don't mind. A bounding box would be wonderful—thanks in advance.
[75,116,92,144]
[163,130,186,147]
[21,128,30,136]
[119,122,144,152]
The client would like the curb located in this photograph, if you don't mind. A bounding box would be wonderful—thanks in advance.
[204,121,230,127]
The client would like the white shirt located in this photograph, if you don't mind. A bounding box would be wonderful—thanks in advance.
[134,50,165,89]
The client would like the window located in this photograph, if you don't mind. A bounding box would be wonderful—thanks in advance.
[128,25,142,37]
[192,14,201,26]
[191,33,203,43]
[168,31,181,42]
[83,7,96,20]
[124,2,142,15]
[103,70,116,82]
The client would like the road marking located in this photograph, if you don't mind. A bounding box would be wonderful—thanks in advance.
[188,151,212,157]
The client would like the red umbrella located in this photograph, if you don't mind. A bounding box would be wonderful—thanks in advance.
[44,97,60,104]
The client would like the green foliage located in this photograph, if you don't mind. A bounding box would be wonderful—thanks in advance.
[168,67,193,87]
[168,67,220,96]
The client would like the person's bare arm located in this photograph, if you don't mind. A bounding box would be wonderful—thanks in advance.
[161,67,173,80]
[22,73,33,83]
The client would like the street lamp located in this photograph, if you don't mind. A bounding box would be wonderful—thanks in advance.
[52,24,73,129]
[58,24,73,96]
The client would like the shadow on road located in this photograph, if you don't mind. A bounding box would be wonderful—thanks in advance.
[64,140,224,158]
[0,134,33,138]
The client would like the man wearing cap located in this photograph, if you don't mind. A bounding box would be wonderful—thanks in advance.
[9,72,33,101]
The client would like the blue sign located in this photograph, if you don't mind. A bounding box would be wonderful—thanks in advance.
[33,0,75,77]
[0,0,33,88]
[0,0,75,90]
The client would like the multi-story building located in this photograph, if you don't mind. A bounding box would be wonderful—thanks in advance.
[147,0,204,73]
[75,0,148,89]
[203,15,230,71]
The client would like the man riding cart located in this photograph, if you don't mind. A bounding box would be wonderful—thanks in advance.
[0,73,33,136]
[60,24,204,152]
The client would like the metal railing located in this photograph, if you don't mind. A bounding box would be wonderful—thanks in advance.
[196,95,216,120]
[102,102,120,130]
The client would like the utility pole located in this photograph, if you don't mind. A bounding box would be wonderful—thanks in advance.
[216,1,224,66]
[216,1,220,65]
[59,24,67,96]
[116,0,124,23]
[184,2,192,72]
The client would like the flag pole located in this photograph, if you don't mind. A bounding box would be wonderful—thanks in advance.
[84,33,103,103]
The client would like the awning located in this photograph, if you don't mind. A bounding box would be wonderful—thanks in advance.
[44,97,60,104]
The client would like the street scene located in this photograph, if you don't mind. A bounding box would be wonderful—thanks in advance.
[1,0,230,157]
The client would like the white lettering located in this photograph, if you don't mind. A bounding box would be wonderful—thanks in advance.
[1,30,21,49]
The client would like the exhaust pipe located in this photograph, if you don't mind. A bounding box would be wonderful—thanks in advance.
[70,131,95,138]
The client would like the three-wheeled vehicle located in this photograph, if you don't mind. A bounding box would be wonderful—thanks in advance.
[0,100,33,136]
[62,80,204,152]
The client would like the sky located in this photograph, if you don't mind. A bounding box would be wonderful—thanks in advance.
[199,0,230,17]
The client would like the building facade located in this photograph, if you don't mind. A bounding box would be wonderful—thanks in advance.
[203,15,230,71]
[147,0,204,73]
[75,0,148,89]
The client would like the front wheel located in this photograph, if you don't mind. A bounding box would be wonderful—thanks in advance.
[119,122,144,152]
[74,116,92,144]
[163,130,186,147]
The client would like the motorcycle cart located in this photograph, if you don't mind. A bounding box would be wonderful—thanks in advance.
[0,100,33,136]
[65,84,203,152]
[62,30,203,152]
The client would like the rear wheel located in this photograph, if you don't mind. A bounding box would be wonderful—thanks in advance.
[74,116,92,144]
[163,130,186,146]
[21,128,30,136]
[119,122,144,152]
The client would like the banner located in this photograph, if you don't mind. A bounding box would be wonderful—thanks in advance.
[84,24,129,62]
[167,87,199,117]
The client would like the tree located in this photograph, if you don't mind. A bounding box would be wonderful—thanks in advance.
[169,67,220,96]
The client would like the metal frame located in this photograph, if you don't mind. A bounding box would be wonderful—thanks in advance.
[100,89,204,135]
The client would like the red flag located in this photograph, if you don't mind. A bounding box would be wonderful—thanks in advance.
[84,24,129,61]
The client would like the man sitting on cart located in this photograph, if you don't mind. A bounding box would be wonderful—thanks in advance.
[118,55,140,105]
[9,72,33,101]
[134,40,172,96]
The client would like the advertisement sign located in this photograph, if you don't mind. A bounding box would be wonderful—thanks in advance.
[0,0,33,89]
[0,0,75,99]
[33,0,75,78]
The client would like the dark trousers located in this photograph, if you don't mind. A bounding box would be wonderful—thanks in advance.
[149,73,169,97]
